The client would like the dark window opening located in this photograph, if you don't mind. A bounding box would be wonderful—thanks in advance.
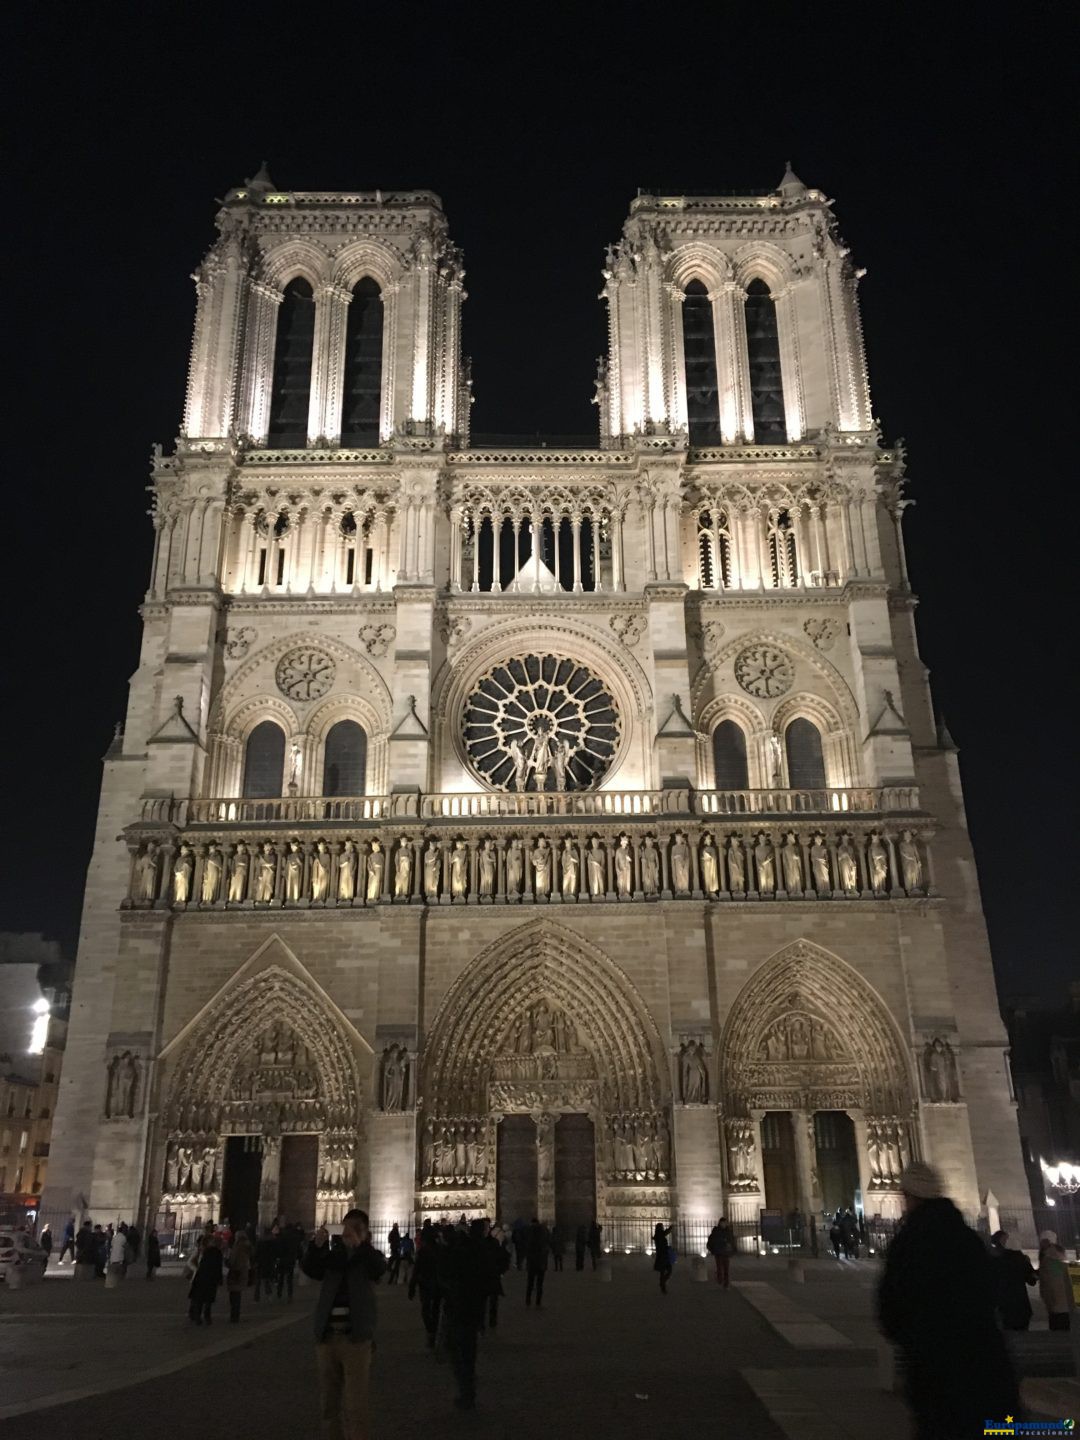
[243,721,286,799]
[340,278,383,446]
[364,548,374,586]
[267,278,315,448]
[785,718,827,789]
[745,279,787,443]
[257,549,267,586]
[275,548,285,586]
[712,720,749,790]
[345,550,355,586]
[323,719,367,796]
[683,280,723,446]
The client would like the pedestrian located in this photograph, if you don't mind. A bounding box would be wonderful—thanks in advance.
[93,1225,108,1277]
[227,1229,252,1323]
[878,1162,1018,1440]
[75,1220,96,1271]
[524,1218,550,1308]
[387,1223,402,1284]
[255,1224,280,1302]
[302,1209,387,1440]
[587,1219,602,1269]
[653,1221,673,1294]
[990,1229,1037,1330]
[188,1234,224,1325]
[127,1223,142,1262]
[439,1219,495,1412]
[706,1216,735,1287]
[146,1229,162,1280]
[511,1218,527,1271]
[574,1223,587,1271]
[840,1208,859,1260]
[400,1228,415,1284]
[108,1224,128,1282]
[38,1224,53,1270]
[484,1222,510,1331]
[59,1217,76,1264]
[829,1214,844,1260]
[1037,1232,1071,1332]
[550,1222,565,1272]
[277,1223,301,1302]
[408,1222,442,1348]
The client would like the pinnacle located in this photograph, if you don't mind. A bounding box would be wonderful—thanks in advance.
[778,161,808,197]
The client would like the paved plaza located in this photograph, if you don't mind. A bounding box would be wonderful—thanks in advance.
[0,1253,915,1439]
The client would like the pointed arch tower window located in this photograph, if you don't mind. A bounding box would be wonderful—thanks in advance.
[340,278,384,446]
[682,280,723,446]
[242,721,286,798]
[267,278,315,448]
[785,718,826,789]
[713,720,749,790]
[323,720,367,796]
[745,279,787,443]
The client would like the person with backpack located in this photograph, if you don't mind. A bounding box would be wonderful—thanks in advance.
[653,1221,673,1294]
[706,1216,735,1287]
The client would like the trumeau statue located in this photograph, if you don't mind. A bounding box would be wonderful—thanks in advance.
[310,840,330,902]
[173,844,194,904]
[394,838,413,898]
[228,842,248,902]
[366,841,385,901]
[337,840,357,901]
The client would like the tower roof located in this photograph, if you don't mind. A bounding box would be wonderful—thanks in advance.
[777,161,808,198]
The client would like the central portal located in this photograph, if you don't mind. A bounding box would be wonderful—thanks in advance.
[555,1113,595,1229]
[279,1134,319,1230]
[496,1115,537,1224]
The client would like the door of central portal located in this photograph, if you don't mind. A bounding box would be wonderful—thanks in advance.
[279,1134,319,1231]
[496,1115,537,1224]
[554,1114,595,1229]
[221,1135,262,1228]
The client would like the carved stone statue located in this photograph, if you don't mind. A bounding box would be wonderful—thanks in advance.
[136,842,159,902]
[173,844,194,904]
[364,841,384,901]
[700,834,719,895]
[809,834,830,892]
[561,838,578,896]
[536,1115,554,1183]
[478,840,496,897]
[282,840,302,902]
[614,835,632,897]
[531,838,551,897]
[754,834,775,893]
[337,840,357,901]
[837,837,858,894]
[382,1045,406,1111]
[506,839,523,895]
[199,845,222,904]
[551,738,571,792]
[586,837,605,896]
[671,833,691,894]
[394,838,413,898]
[680,1040,708,1103]
[227,840,249,898]
[726,836,745,893]
[924,1037,960,1102]
[310,840,330,902]
[447,839,467,898]
[868,834,889,894]
[640,836,660,895]
[899,830,923,891]
[423,841,441,899]
[781,832,803,893]
[509,738,528,792]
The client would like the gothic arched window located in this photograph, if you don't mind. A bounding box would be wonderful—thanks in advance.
[745,279,787,443]
[340,278,383,446]
[323,720,367,796]
[712,719,749,790]
[682,280,723,446]
[785,717,826,789]
[267,278,315,448]
[768,509,798,587]
[697,508,732,589]
[242,721,286,798]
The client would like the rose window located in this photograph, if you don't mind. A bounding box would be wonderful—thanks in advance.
[463,654,620,792]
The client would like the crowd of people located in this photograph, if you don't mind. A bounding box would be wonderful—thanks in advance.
[52,1216,162,1280]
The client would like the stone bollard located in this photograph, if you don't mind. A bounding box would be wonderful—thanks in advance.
[787,1256,805,1283]
[595,1256,613,1282]
[692,1255,710,1283]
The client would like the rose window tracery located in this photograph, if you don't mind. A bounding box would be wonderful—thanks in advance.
[462,654,620,792]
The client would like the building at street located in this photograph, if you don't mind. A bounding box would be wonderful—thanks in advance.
[44,166,1032,1243]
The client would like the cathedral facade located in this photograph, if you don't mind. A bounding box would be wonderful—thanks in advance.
[44,166,1031,1244]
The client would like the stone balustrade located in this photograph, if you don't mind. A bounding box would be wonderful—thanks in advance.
[123,807,934,910]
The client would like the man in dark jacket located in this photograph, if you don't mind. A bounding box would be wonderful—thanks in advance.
[302,1209,387,1440]
[878,1162,1018,1440]
[989,1229,1037,1330]
[525,1218,550,1308]
[438,1219,497,1411]
[408,1223,442,1347]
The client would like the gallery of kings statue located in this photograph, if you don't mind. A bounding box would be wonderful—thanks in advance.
[42,166,1033,1250]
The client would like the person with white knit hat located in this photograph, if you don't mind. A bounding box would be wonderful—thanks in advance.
[878,1160,1019,1437]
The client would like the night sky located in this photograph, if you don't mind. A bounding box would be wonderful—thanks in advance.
[9,5,1069,1002]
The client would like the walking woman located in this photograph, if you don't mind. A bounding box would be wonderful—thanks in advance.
[653,1222,673,1294]
[188,1234,223,1325]
[227,1229,252,1323]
